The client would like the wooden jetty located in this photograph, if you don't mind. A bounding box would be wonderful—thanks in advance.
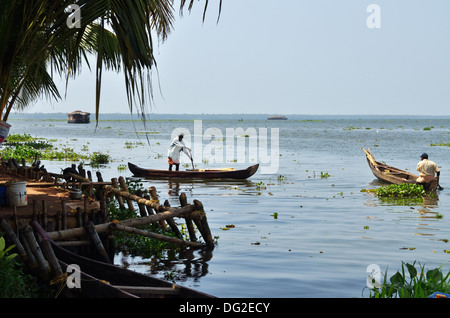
[0,157,215,298]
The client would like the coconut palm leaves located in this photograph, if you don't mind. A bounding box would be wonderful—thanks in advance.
[0,0,221,122]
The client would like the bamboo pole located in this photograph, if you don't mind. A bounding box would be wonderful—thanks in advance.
[19,232,39,270]
[33,224,63,280]
[111,223,203,248]
[0,218,27,260]
[118,176,135,211]
[22,225,50,278]
[47,203,199,241]
[84,221,111,264]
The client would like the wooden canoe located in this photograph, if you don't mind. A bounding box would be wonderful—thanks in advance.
[362,148,438,191]
[32,222,215,298]
[128,162,259,180]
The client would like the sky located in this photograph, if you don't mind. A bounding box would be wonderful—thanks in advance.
[28,0,450,116]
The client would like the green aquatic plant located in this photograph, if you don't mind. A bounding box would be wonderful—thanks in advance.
[376,183,425,198]
[369,262,450,298]
[256,181,266,190]
[89,152,111,167]
[4,134,37,143]
[430,142,450,147]
[320,171,331,178]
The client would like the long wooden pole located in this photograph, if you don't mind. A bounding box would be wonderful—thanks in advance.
[111,223,203,248]
[47,203,198,241]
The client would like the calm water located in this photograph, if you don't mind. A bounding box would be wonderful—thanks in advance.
[6,114,450,298]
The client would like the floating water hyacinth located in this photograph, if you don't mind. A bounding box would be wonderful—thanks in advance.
[375,183,426,198]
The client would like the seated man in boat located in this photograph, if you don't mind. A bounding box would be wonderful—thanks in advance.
[416,153,440,184]
[167,133,192,171]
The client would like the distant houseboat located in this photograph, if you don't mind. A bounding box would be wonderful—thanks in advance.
[267,116,288,120]
[68,111,90,124]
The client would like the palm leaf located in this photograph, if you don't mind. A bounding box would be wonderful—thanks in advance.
[0,0,221,122]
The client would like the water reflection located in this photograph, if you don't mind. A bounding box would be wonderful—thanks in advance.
[117,247,213,283]
[363,180,442,238]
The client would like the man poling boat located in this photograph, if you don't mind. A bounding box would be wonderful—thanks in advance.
[167,133,192,171]
[416,153,442,190]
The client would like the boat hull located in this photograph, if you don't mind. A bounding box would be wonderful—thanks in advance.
[128,162,259,180]
[362,148,438,191]
[32,222,214,298]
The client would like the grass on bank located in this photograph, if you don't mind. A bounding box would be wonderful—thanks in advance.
[0,237,53,297]
[0,134,111,165]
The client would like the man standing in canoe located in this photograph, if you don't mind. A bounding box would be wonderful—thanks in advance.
[416,153,440,184]
[168,133,192,171]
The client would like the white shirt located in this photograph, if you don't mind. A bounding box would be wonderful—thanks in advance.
[167,137,191,164]
[417,159,440,177]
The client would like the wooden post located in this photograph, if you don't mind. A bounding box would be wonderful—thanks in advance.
[163,199,182,239]
[143,194,155,217]
[111,178,125,209]
[76,207,83,227]
[34,228,64,280]
[96,171,104,182]
[32,199,38,223]
[83,195,90,224]
[180,193,197,242]
[84,221,111,264]
[22,225,50,278]
[194,200,214,248]
[138,202,148,217]
[19,232,39,271]
[56,209,62,231]
[61,200,67,230]
[99,189,109,223]
[41,199,48,229]
[149,186,166,229]
[118,176,134,211]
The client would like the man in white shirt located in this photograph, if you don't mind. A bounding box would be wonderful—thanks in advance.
[167,133,192,171]
[416,153,440,184]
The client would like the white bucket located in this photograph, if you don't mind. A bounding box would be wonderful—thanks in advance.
[0,121,11,144]
[6,181,27,207]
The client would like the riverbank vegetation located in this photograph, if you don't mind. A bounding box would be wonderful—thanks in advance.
[0,133,113,165]
[368,261,450,298]
[0,237,52,297]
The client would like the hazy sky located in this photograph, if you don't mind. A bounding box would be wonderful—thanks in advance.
[29,0,450,116]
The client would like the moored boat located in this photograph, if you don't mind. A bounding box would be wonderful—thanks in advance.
[32,222,215,298]
[362,148,438,191]
[128,162,259,180]
[267,116,287,120]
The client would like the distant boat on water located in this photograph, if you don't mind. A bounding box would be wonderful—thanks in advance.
[68,111,90,123]
[267,116,288,120]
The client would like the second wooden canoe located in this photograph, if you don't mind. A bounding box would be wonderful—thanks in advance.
[362,148,438,191]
